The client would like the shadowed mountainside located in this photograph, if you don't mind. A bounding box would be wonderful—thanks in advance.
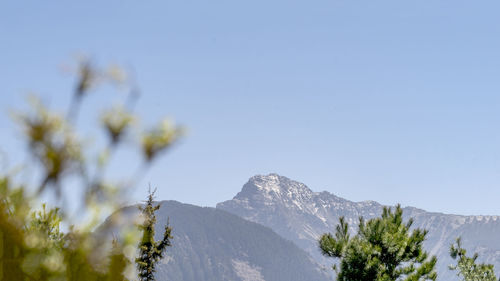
[99,200,333,281]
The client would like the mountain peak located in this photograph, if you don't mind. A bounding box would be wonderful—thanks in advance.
[246,173,313,196]
[219,175,500,281]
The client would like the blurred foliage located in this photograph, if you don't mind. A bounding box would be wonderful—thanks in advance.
[0,60,183,280]
[449,238,498,281]
[14,97,83,196]
[319,205,437,281]
[136,189,172,281]
[141,120,183,163]
[101,106,134,146]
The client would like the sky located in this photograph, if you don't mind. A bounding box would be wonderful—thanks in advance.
[1,1,500,215]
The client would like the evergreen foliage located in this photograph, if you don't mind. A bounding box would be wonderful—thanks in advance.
[136,190,173,281]
[449,238,498,281]
[319,204,437,281]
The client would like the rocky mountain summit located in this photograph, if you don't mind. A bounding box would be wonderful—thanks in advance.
[217,174,500,280]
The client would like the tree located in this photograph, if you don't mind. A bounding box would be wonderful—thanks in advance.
[136,189,173,281]
[449,238,498,281]
[0,60,182,280]
[319,205,437,281]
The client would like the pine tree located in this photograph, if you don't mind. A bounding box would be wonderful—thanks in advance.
[136,189,173,281]
[449,238,498,281]
[319,204,437,281]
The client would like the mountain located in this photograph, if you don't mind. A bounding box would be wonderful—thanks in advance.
[100,200,332,281]
[217,174,500,281]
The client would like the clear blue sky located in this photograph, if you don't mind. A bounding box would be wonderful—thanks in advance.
[1,1,500,215]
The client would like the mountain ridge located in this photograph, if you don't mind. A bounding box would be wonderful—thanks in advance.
[217,173,500,280]
[99,199,333,281]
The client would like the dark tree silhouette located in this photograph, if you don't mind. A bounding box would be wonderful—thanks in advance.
[136,189,173,281]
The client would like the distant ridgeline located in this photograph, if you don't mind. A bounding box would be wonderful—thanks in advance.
[218,174,500,281]
[100,174,500,281]
[99,200,332,281]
